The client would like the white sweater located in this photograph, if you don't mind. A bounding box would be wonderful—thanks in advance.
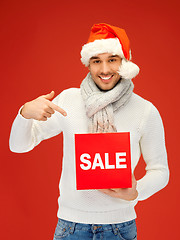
[9,88,169,224]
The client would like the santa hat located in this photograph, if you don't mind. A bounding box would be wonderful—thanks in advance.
[80,23,140,80]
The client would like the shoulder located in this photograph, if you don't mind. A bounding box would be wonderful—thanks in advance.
[131,93,165,134]
[58,88,81,98]
[130,93,159,113]
[53,88,81,104]
[131,93,152,105]
[129,93,163,130]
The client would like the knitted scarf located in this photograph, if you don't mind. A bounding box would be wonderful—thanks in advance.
[80,73,134,133]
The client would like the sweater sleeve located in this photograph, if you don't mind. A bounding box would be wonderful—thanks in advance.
[136,103,169,201]
[9,90,66,153]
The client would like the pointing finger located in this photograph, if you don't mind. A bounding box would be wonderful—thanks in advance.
[49,102,67,116]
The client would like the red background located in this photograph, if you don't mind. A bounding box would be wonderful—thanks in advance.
[1,0,179,239]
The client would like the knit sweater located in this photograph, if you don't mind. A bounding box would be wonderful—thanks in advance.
[9,88,169,224]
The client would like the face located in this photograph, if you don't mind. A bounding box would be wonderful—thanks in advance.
[88,53,122,91]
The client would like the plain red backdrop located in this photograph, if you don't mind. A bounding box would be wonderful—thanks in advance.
[1,0,179,239]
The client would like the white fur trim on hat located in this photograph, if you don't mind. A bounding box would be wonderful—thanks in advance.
[118,59,140,80]
[81,38,125,66]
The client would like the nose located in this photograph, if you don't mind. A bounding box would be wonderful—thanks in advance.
[100,62,110,75]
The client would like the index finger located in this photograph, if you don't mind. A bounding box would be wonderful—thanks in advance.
[49,102,67,116]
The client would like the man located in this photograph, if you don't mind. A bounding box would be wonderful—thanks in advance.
[9,23,169,240]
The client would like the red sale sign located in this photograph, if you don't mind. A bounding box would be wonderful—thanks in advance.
[75,132,132,190]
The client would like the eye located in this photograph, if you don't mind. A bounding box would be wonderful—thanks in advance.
[109,58,116,62]
[93,60,101,64]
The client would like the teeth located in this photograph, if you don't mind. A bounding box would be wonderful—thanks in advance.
[100,76,112,80]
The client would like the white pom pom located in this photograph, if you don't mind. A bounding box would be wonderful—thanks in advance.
[118,59,140,80]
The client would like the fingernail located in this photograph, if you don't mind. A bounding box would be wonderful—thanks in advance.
[63,112,67,116]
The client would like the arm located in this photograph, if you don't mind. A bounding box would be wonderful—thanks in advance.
[98,103,169,201]
[9,91,67,153]
[137,103,169,201]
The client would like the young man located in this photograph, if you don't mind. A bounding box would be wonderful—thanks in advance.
[9,23,169,240]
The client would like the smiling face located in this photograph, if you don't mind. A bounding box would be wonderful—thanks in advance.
[88,53,122,91]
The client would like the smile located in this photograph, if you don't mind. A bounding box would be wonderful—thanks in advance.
[99,75,113,82]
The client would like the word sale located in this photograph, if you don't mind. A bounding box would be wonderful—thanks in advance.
[79,152,127,170]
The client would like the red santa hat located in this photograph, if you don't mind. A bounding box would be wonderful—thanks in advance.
[80,23,140,79]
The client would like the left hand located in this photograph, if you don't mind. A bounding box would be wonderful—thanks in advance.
[98,174,138,201]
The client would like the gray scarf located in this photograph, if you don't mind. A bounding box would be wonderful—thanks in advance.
[80,73,134,133]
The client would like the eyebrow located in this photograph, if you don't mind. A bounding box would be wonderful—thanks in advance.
[90,56,100,60]
[90,55,119,60]
[108,55,119,58]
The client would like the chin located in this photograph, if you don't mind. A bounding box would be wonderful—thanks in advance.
[97,84,114,91]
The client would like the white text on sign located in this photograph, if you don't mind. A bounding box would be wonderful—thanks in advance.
[80,152,127,170]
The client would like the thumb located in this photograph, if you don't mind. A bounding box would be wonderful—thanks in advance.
[43,91,55,100]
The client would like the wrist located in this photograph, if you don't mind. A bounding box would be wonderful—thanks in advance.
[128,190,138,201]
[20,103,31,119]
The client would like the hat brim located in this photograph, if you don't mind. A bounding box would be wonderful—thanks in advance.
[80,38,125,66]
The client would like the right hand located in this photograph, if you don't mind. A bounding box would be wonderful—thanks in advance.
[20,91,67,121]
